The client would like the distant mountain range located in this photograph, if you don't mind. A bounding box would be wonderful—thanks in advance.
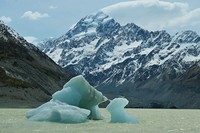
[0,20,72,107]
[38,11,200,109]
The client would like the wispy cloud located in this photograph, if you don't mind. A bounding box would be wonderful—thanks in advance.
[49,5,58,9]
[0,16,12,23]
[24,36,38,44]
[102,0,200,34]
[21,11,49,20]
[168,8,200,27]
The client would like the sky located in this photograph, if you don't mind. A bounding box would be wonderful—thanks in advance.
[0,0,199,44]
[102,0,200,34]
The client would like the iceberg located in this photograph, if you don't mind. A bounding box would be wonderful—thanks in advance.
[27,75,140,124]
[106,98,139,123]
[52,75,107,119]
[27,75,108,123]
[26,100,90,123]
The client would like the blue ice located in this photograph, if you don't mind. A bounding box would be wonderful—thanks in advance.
[26,100,90,123]
[52,75,107,120]
[27,75,107,123]
[106,98,139,123]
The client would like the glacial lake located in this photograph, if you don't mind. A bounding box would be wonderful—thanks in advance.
[0,108,200,133]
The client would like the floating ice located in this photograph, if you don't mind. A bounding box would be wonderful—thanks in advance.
[27,75,108,123]
[106,98,139,123]
[52,75,107,119]
[26,100,90,123]
[27,76,140,124]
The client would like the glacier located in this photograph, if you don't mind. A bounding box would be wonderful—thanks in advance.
[106,98,139,123]
[26,75,107,123]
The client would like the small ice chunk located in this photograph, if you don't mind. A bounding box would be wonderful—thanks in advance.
[106,98,139,123]
[26,100,90,123]
[52,75,107,120]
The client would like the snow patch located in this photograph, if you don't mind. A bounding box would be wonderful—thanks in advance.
[183,54,200,62]
[140,46,156,55]
[48,48,63,63]
[145,43,197,67]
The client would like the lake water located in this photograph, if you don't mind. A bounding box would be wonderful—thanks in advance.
[0,108,200,133]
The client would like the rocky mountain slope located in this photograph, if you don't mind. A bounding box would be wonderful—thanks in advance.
[38,12,200,108]
[0,20,72,107]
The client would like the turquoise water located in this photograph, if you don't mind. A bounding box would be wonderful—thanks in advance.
[0,109,200,133]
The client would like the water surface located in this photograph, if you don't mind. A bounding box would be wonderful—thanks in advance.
[0,108,200,133]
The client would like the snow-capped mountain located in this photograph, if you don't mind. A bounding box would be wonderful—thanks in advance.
[38,11,200,108]
[0,20,72,107]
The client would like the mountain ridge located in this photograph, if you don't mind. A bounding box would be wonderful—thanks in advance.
[0,21,72,107]
[38,11,200,108]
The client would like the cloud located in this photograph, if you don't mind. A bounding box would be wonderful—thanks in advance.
[49,5,58,9]
[169,8,200,27]
[101,0,200,34]
[21,11,49,20]
[24,36,38,44]
[0,16,12,23]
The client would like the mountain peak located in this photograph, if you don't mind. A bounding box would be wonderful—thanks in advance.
[66,11,114,38]
[0,21,26,44]
[83,11,109,23]
[37,8,200,108]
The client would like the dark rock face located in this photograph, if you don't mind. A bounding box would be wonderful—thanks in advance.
[0,21,72,107]
[38,12,200,108]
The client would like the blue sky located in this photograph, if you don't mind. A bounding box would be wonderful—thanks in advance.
[0,0,126,43]
[0,0,199,44]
